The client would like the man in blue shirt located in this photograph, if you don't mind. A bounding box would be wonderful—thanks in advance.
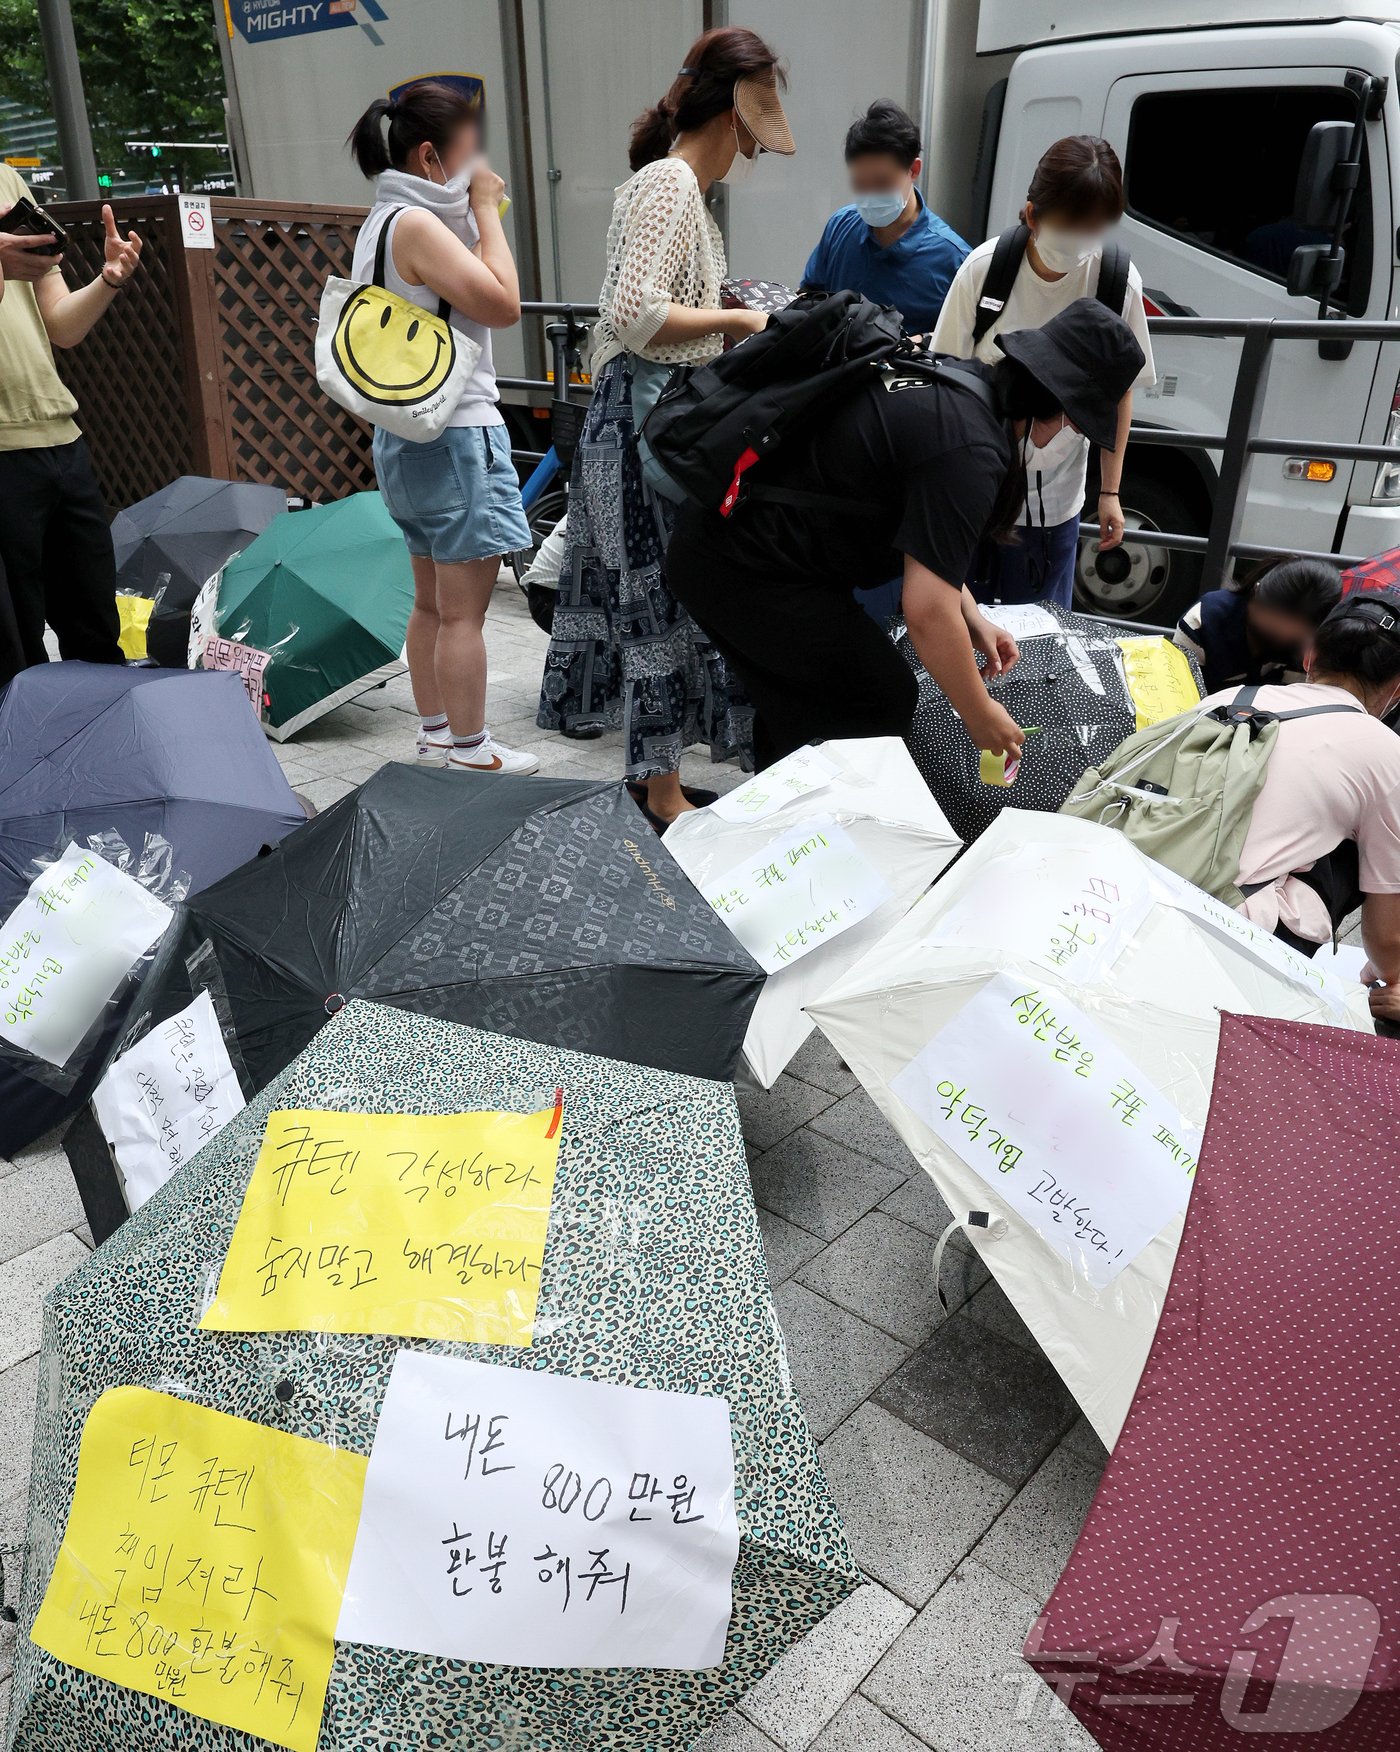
[802,100,969,335]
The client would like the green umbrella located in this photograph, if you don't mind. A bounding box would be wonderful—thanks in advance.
[208,492,413,739]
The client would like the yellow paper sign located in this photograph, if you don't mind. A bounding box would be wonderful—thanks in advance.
[201,1105,563,1345]
[1117,636,1202,730]
[30,1386,365,1752]
[115,592,155,660]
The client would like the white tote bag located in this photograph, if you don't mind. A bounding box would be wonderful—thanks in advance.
[316,208,482,441]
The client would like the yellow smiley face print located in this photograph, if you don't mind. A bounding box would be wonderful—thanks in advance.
[330,284,458,406]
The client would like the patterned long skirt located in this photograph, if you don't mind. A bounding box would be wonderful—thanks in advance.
[536,353,754,780]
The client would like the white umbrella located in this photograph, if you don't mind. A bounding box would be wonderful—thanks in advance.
[664,738,961,1088]
[807,809,1373,1447]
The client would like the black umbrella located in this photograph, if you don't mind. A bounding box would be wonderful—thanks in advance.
[68,763,763,1237]
[111,475,287,666]
[899,602,1203,842]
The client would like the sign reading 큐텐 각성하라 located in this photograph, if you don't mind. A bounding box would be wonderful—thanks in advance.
[201,1104,563,1344]
[30,1386,366,1752]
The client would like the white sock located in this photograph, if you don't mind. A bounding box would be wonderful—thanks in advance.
[420,713,450,741]
[450,729,489,760]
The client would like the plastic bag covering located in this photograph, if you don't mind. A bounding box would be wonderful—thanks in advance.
[0,833,186,1095]
[897,600,1204,842]
[806,811,1374,1450]
[110,475,287,669]
[1027,1016,1400,1749]
[117,765,765,1103]
[114,583,160,661]
[664,738,961,1088]
[200,493,413,740]
[7,999,861,1752]
[0,662,306,1156]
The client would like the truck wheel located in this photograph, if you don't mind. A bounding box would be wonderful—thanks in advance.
[1074,474,1205,626]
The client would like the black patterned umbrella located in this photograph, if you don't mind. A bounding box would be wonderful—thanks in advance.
[899,602,1202,843]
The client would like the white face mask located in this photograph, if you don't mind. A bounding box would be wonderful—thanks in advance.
[722,115,757,183]
[1034,224,1105,273]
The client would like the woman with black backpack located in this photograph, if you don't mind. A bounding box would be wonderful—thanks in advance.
[932,135,1155,609]
[535,26,795,830]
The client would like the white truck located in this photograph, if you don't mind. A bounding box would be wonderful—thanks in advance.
[220,0,1400,620]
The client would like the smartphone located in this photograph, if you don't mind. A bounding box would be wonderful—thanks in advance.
[0,196,67,257]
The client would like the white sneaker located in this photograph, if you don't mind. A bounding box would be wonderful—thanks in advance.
[416,732,451,766]
[447,735,541,776]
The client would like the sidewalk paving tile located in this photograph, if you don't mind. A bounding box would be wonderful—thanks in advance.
[755,1209,826,1289]
[876,1170,958,1238]
[819,1402,1012,1607]
[0,1233,87,1375]
[691,1714,784,1752]
[973,1442,1105,1608]
[750,1130,906,1242]
[863,1559,1098,1752]
[0,1356,40,1508]
[807,1090,912,1171]
[812,1694,934,1752]
[739,1580,914,1751]
[0,1150,85,1266]
[737,1076,836,1154]
[770,1281,908,1441]
[797,1211,987,1348]
[874,1314,1078,1488]
[963,1272,1039,1353]
[784,1032,860,1099]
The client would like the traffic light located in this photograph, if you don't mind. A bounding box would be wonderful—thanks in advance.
[150,145,161,158]
[97,173,113,188]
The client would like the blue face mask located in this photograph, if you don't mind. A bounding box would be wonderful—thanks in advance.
[854,187,908,229]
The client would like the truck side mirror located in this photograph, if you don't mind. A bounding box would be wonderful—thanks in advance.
[1286,243,1345,299]
[1293,120,1354,229]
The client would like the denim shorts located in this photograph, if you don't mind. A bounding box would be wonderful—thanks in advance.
[373,422,532,565]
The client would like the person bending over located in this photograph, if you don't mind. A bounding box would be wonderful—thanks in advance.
[1174,555,1341,693]
[664,297,1145,771]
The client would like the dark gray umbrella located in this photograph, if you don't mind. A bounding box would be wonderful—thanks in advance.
[111,476,286,666]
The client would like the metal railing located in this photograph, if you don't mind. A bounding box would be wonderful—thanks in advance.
[507,304,1400,579]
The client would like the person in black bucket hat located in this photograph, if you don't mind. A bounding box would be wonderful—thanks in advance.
[665,296,1146,771]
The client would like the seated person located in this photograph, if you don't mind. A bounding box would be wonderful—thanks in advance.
[1204,591,1400,1026]
[664,298,1146,772]
[1175,556,1341,692]
[801,100,968,336]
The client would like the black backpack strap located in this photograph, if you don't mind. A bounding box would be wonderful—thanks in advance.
[1218,682,1359,728]
[746,483,885,520]
[971,223,1030,345]
[1096,239,1130,316]
[372,206,451,324]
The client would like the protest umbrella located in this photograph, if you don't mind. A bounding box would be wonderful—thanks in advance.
[111,475,287,666]
[807,810,1374,1448]
[1026,1014,1400,1748]
[899,601,1203,843]
[103,761,763,1105]
[8,999,861,1752]
[0,662,305,1158]
[664,737,960,1088]
[204,492,413,739]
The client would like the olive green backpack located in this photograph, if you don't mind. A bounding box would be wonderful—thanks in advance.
[1060,684,1356,905]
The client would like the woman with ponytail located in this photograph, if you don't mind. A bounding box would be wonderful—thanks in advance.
[536,27,795,828]
[346,80,538,776]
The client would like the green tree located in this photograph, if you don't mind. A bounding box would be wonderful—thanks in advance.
[0,0,225,180]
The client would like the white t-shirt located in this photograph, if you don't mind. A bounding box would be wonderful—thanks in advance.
[352,202,502,429]
[932,236,1157,528]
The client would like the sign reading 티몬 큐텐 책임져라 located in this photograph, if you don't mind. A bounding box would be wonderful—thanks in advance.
[0,844,172,1069]
[202,635,273,716]
[924,836,1151,986]
[91,991,246,1212]
[703,815,893,975]
[711,746,839,824]
[29,1386,366,1752]
[200,1104,563,1345]
[890,972,1200,1288]
[336,1350,739,1670]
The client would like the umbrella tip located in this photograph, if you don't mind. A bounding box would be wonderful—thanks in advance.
[274,1379,295,1403]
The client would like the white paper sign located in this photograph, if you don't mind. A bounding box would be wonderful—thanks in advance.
[705,815,893,974]
[91,993,246,1211]
[891,972,1199,1287]
[0,846,172,1068]
[1315,940,1369,984]
[980,602,1061,641]
[710,746,839,824]
[1153,877,1354,1019]
[338,1351,739,1670]
[178,194,215,250]
[926,837,1150,985]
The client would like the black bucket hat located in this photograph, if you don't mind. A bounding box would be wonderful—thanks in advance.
[996,297,1146,453]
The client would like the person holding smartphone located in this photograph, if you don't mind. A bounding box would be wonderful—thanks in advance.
[0,166,142,681]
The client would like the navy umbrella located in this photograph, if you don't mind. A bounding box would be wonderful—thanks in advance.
[0,662,306,1155]
[111,476,286,667]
